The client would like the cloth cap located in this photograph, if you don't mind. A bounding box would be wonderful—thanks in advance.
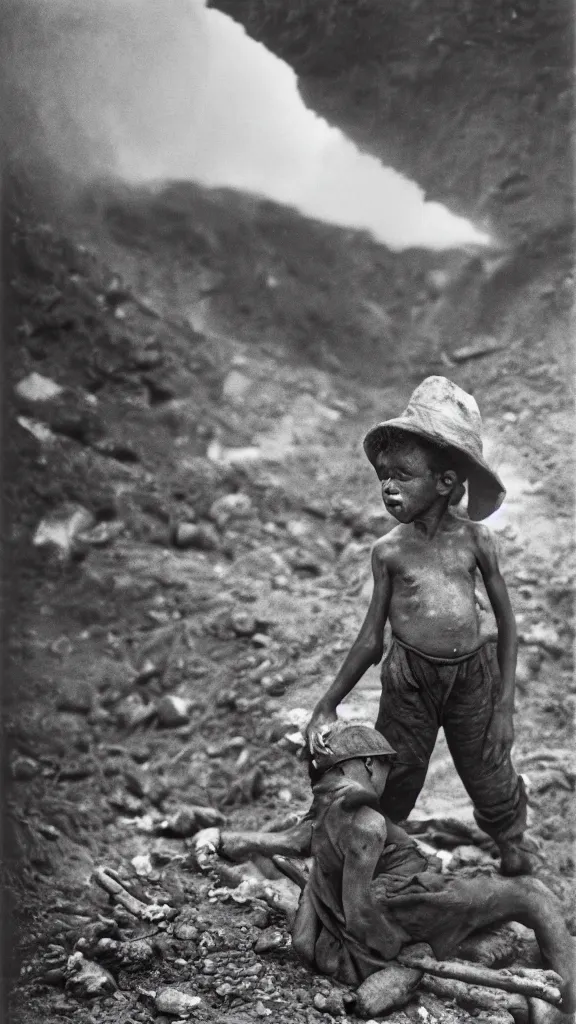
[313,724,396,774]
[363,376,505,522]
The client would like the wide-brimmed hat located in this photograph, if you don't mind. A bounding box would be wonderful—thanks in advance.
[363,376,505,521]
[312,724,396,774]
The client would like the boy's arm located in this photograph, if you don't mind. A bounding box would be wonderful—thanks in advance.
[476,527,517,761]
[306,544,391,745]
[342,806,388,948]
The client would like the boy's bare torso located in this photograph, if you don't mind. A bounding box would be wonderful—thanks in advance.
[375,512,487,658]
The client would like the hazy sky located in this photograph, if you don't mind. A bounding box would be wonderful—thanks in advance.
[10,0,490,251]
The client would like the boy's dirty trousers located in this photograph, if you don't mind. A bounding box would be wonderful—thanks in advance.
[375,635,527,844]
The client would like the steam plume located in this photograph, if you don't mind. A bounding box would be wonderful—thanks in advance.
[4,0,490,251]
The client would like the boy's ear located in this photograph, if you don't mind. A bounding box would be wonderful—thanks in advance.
[436,469,458,496]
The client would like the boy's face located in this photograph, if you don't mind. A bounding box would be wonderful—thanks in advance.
[374,438,446,523]
[365,757,391,797]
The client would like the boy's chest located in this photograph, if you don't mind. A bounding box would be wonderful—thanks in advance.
[390,538,476,583]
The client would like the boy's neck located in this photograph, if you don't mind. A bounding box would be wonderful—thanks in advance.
[412,499,453,539]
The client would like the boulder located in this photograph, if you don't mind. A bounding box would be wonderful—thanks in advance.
[356,963,422,1017]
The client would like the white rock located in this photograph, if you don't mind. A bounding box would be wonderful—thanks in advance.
[192,828,221,872]
[221,446,262,466]
[155,695,191,728]
[270,707,309,741]
[33,503,95,559]
[281,730,305,754]
[209,493,253,526]
[17,416,56,443]
[356,963,422,1017]
[155,987,202,1016]
[222,370,251,402]
[286,519,309,538]
[520,622,562,654]
[65,952,116,998]
[131,853,153,877]
[16,372,63,402]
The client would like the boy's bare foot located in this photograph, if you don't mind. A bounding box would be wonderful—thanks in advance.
[498,840,534,877]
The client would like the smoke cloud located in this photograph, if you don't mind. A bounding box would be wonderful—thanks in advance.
[4,0,490,251]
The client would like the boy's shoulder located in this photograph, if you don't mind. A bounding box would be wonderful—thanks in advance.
[446,513,496,547]
[372,525,404,562]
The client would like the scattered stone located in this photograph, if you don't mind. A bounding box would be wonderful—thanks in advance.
[81,520,124,547]
[17,416,56,443]
[251,633,271,648]
[156,695,191,728]
[116,694,156,730]
[160,805,225,838]
[56,680,93,714]
[155,986,202,1016]
[207,736,246,758]
[426,268,451,296]
[209,493,253,527]
[519,623,564,657]
[216,982,234,997]
[255,1001,272,1017]
[121,939,155,969]
[16,371,63,402]
[173,522,220,551]
[260,673,289,696]
[272,574,291,589]
[287,549,323,575]
[530,768,574,794]
[10,755,40,781]
[301,499,329,519]
[59,759,94,780]
[451,336,503,363]
[197,268,224,294]
[210,444,262,467]
[43,967,66,985]
[131,854,154,877]
[222,370,252,403]
[65,952,116,998]
[174,921,200,941]
[230,609,258,637]
[269,707,310,742]
[250,907,271,929]
[108,788,144,815]
[286,519,309,539]
[356,963,422,1017]
[33,503,95,560]
[253,928,284,953]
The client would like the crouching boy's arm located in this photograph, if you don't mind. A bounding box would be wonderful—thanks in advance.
[306,545,391,751]
[476,527,518,763]
[341,806,389,952]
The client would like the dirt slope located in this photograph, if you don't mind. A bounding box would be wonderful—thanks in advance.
[3,3,574,1022]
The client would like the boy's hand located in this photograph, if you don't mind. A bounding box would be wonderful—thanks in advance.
[483,705,514,762]
[305,709,338,757]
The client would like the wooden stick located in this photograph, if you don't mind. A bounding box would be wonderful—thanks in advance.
[420,974,529,1024]
[94,867,173,923]
[397,948,562,1007]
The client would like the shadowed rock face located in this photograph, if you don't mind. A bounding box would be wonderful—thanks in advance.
[212,0,573,243]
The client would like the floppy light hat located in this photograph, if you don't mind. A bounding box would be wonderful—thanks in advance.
[312,724,396,773]
[363,376,505,521]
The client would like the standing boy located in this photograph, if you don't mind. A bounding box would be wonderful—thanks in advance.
[306,376,530,875]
